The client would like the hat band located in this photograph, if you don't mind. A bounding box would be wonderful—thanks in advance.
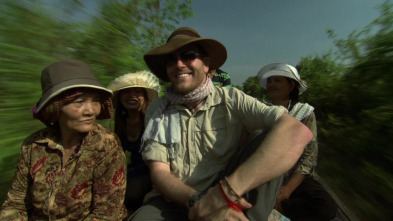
[167,30,200,42]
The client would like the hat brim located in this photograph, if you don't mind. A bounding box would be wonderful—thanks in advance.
[258,70,307,94]
[35,78,112,112]
[144,35,227,82]
[112,86,159,109]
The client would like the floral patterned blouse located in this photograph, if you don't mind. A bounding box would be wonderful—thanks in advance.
[0,123,127,220]
[290,112,318,176]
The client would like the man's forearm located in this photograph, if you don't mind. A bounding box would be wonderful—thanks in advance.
[147,160,196,207]
[228,113,312,195]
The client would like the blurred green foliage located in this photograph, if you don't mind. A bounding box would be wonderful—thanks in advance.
[300,2,393,219]
[241,76,267,101]
[242,1,393,219]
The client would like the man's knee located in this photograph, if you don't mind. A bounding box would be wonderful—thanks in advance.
[245,175,283,221]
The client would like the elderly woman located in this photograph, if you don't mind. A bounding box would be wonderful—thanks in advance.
[107,71,160,213]
[258,63,337,221]
[0,59,127,220]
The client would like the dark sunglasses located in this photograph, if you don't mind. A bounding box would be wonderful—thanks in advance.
[165,50,202,66]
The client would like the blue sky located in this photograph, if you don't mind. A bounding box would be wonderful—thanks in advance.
[177,0,384,85]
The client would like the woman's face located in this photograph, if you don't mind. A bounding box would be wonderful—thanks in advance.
[58,92,101,135]
[266,76,295,101]
[119,87,146,111]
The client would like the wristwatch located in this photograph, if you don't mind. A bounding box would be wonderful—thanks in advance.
[187,192,200,209]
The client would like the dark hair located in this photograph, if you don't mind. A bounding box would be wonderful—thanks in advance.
[114,88,150,140]
[287,78,300,104]
[35,88,112,126]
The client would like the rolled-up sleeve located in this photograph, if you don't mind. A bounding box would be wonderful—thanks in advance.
[226,88,287,131]
[141,98,171,165]
[141,140,170,164]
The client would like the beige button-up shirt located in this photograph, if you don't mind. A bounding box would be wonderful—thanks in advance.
[142,87,286,199]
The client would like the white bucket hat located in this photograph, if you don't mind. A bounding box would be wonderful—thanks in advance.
[107,70,161,109]
[257,63,307,94]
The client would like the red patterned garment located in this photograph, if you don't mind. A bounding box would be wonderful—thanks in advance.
[0,123,127,220]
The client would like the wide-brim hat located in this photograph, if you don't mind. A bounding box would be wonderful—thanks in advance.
[107,70,160,109]
[257,63,307,94]
[144,27,227,82]
[35,59,112,117]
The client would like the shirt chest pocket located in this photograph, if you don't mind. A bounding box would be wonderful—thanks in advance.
[195,109,241,157]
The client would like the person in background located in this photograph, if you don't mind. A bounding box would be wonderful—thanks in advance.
[128,27,312,221]
[107,70,160,214]
[207,68,232,87]
[258,63,338,221]
[0,59,127,220]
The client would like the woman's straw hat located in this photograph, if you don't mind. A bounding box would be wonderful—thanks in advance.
[107,70,160,108]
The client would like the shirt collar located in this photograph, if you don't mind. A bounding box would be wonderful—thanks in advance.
[34,124,101,152]
[174,87,224,112]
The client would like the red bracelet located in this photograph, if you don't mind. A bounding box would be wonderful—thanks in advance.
[218,181,244,212]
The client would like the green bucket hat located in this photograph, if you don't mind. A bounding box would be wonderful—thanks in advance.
[144,27,227,82]
[34,59,113,117]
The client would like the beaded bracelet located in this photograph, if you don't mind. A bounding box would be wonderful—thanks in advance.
[223,177,242,202]
[218,181,244,212]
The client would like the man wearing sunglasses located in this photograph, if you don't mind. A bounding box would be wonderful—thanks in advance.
[129,27,312,221]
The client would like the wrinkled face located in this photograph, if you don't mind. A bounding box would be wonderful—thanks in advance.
[266,76,295,101]
[165,45,210,95]
[119,87,146,111]
[58,92,101,135]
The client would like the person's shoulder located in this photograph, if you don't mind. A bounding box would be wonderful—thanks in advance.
[84,123,122,152]
[151,95,166,105]
[147,96,166,111]
[293,102,315,114]
[213,87,252,105]
[215,68,229,76]
[294,101,313,108]
[303,107,316,119]
[291,102,315,121]
[17,127,59,155]
[23,127,55,145]
[220,87,262,101]
[217,86,241,94]
[94,123,117,136]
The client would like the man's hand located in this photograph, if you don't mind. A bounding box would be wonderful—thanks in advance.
[188,184,252,221]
